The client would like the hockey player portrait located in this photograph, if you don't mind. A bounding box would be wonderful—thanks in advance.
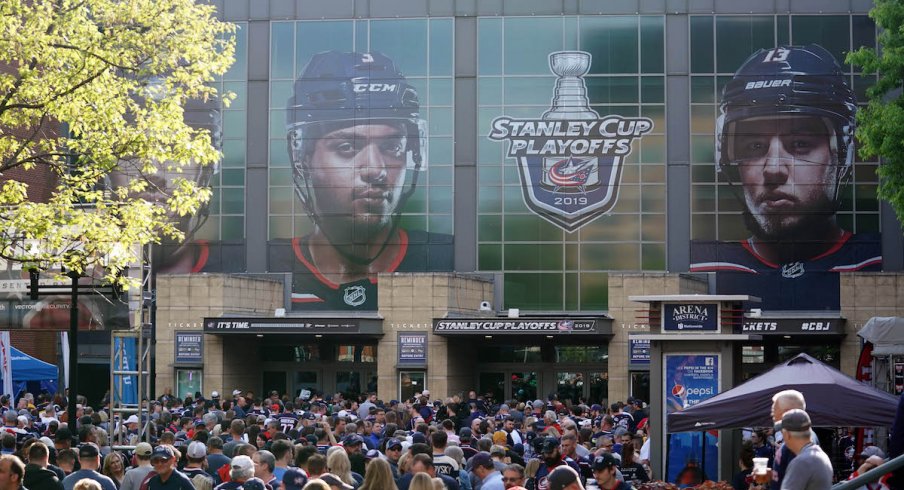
[690,44,882,310]
[271,51,453,310]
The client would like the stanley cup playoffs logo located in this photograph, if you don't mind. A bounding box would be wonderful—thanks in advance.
[489,51,653,232]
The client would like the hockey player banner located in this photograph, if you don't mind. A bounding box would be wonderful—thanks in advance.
[489,51,653,232]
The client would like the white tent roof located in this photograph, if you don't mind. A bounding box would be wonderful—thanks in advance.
[858,317,904,356]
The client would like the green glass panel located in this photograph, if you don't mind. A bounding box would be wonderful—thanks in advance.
[621,163,639,185]
[580,17,638,74]
[355,21,368,53]
[503,273,563,311]
[222,140,246,168]
[853,74,876,103]
[578,214,639,242]
[580,243,639,270]
[221,188,244,214]
[479,215,502,242]
[854,164,878,183]
[222,216,244,240]
[429,138,454,166]
[269,186,294,215]
[221,169,244,186]
[505,18,563,75]
[225,26,247,81]
[271,22,295,79]
[429,107,453,136]
[716,16,775,73]
[641,243,666,270]
[208,188,221,214]
[430,19,453,77]
[296,21,354,75]
[580,272,608,310]
[478,186,502,213]
[838,185,854,212]
[294,216,315,237]
[640,16,664,73]
[504,77,558,106]
[224,82,246,110]
[427,165,453,186]
[855,184,879,212]
[641,105,665,133]
[641,76,664,103]
[503,185,526,212]
[616,184,641,213]
[691,135,715,164]
[478,18,503,76]
[269,140,290,167]
[586,77,638,104]
[641,184,666,213]
[641,214,666,242]
[692,184,716,213]
[371,20,429,76]
[478,165,502,184]
[197,216,219,241]
[692,163,716,184]
[565,272,580,310]
[690,16,713,73]
[428,185,453,213]
[691,105,715,135]
[691,213,717,241]
[565,244,580,270]
[429,214,453,235]
[223,111,245,140]
[270,81,294,110]
[641,164,666,184]
[503,214,562,242]
[691,76,714,103]
[852,15,876,54]
[269,109,287,138]
[504,244,563,271]
[269,168,293,186]
[398,215,426,232]
[564,16,579,50]
[405,185,427,213]
[479,78,503,106]
[478,244,502,270]
[269,217,292,240]
[640,136,665,164]
[791,16,850,70]
[430,78,453,106]
[837,213,853,232]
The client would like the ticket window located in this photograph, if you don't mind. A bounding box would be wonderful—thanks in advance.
[176,369,202,400]
[400,371,426,402]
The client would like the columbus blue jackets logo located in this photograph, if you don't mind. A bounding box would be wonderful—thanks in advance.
[488,51,653,232]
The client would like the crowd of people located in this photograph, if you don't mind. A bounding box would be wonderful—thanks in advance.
[0,387,895,490]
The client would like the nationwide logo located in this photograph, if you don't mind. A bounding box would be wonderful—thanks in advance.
[488,51,653,231]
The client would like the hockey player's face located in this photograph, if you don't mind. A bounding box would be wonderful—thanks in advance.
[734,116,837,238]
[307,123,407,235]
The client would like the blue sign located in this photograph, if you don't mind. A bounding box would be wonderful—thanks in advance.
[663,303,718,331]
[664,354,719,484]
[112,337,137,405]
[629,337,650,364]
[398,332,427,365]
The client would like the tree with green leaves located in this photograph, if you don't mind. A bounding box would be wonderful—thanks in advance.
[0,0,234,285]
[847,0,904,226]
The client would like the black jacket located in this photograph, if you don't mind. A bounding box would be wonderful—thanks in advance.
[24,464,63,490]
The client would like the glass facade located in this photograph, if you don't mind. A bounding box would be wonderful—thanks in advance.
[478,16,667,311]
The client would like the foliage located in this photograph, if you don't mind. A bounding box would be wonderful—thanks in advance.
[847,0,904,226]
[0,0,235,285]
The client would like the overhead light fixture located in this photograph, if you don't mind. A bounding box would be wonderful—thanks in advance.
[256,334,263,338]
[546,335,554,339]
[484,335,493,339]
[315,334,323,338]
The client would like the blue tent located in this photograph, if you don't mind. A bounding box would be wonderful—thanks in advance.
[1,347,59,398]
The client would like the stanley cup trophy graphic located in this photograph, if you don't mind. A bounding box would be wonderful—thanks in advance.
[541,51,600,189]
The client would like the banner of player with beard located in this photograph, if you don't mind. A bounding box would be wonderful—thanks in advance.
[689,44,882,310]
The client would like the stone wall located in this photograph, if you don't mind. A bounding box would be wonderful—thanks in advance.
[377,273,493,401]
[155,274,283,397]
[840,272,904,378]
[606,272,709,402]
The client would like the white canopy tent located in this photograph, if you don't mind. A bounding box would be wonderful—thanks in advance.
[858,317,904,394]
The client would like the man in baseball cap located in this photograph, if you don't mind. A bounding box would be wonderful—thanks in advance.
[591,453,629,490]
[546,465,584,490]
[61,443,117,490]
[776,409,832,490]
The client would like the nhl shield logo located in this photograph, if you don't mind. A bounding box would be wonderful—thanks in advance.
[343,285,366,307]
[488,51,653,232]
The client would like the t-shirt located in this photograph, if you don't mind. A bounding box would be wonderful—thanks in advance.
[63,470,118,490]
[122,465,155,490]
[432,453,461,479]
[147,471,196,490]
[780,443,833,490]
